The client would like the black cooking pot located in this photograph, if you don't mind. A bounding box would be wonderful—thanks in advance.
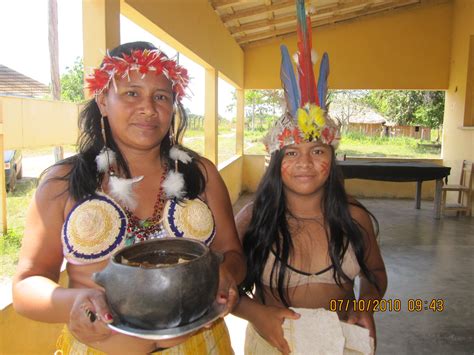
[93,238,221,330]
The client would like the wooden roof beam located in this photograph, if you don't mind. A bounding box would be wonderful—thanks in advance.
[210,0,253,10]
[237,0,420,45]
[229,0,378,34]
[221,0,294,22]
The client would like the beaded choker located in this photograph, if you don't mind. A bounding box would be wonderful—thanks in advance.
[124,166,168,242]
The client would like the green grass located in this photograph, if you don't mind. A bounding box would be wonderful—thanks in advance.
[1,178,37,277]
[338,132,441,159]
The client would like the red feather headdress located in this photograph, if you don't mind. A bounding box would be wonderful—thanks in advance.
[263,0,340,153]
[85,49,189,100]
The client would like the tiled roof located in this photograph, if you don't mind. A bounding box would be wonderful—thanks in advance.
[0,64,50,98]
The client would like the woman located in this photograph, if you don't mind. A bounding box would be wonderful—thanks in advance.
[233,2,386,354]
[12,41,245,354]
[234,141,387,354]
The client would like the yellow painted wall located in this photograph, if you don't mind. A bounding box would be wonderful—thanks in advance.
[0,271,68,355]
[242,155,266,193]
[442,0,474,210]
[218,157,243,204]
[1,97,79,149]
[122,0,244,88]
[245,1,452,89]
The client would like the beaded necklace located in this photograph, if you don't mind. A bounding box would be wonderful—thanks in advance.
[124,166,168,244]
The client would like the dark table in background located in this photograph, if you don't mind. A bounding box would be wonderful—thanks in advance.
[337,160,451,219]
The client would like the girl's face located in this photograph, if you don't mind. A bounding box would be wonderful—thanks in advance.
[280,141,332,197]
[97,71,174,152]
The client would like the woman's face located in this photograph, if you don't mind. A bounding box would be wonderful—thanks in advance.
[97,70,174,152]
[280,141,332,197]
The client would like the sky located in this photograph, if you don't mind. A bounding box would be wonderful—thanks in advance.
[0,0,235,118]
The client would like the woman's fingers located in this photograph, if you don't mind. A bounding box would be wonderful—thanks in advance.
[69,290,114,344]
[280,308,300,321]
[89,294,114,324]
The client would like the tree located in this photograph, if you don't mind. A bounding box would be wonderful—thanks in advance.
[329,90,366,132]
[60,57,85,103]
[362,90,445,130]
[244,89,283,131]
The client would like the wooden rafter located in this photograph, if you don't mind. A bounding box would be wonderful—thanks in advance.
[237,0,421,45]
[208,0,452,47]
[228,14,295,34]
[210,0,252,10]
[220,0,294,23]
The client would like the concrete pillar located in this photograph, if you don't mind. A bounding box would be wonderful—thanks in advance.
[204,67,218,164]
[82,0,120,98]
[236,88,244,156]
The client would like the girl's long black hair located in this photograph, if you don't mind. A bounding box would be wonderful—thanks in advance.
[45,41,205,201]
[240,146,379,307]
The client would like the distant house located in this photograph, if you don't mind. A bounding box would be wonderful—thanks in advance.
[329,103,431,140]
[0,64,50,98]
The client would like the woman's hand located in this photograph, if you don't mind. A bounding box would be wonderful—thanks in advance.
[252,305,300,355]
[216,263,239,315]
[68,288,115,345]
[346,309,376,345]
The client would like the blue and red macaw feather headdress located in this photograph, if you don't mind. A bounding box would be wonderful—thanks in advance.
[264,0,340,153]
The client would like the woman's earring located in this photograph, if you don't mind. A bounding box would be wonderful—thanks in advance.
[95,116,116,173]
[95,116,143,209]
[169,128,175,146]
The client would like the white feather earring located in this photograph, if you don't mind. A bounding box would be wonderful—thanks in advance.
[162,128,191,199]
[96,116,143,209]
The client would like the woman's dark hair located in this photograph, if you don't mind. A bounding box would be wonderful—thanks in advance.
[240,145,379,307]
[46,41,205,200]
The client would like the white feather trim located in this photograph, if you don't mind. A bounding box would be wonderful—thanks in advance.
[162,170,186,199]
[311,49,318,64]
[169,146,192,164]
[95,148,116,173]
[108,175,143,210]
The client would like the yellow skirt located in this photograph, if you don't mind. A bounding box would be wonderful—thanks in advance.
[55,318,233,355]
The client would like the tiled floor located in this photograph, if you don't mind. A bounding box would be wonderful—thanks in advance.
[227,194,474,355]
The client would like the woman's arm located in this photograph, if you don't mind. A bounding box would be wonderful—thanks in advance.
[12,165,80,322]
[199,158,246,312]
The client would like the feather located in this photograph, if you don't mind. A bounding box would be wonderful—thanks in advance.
[163,170,186,199]
[292,53,299,65]
[95,148,116,173]
[296,0,318,106]
[108,175,143,210]
[169,146,192,164]
[317,52,330,110]
[311,49,318,65]
[280,45,300,119]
